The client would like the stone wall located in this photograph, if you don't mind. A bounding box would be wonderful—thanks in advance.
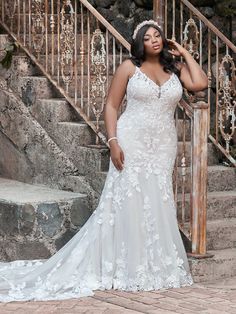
[88,0,235,43]
[0,77,79,186]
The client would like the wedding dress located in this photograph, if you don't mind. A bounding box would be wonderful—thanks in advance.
[0,65,193,302]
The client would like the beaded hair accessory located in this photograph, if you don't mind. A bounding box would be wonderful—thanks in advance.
[132,20,161,40]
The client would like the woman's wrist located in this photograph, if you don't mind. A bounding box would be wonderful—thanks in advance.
[107,136,118,148]
[180,48,190,58]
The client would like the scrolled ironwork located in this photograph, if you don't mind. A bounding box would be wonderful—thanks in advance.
[183,18,199,60]
[31,0,45,57]
[218,53,236,153]
[4,0,17,31]
[90,28,107,144]
[60,0,75,92]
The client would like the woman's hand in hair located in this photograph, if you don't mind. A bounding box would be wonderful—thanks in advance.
[167,39,186,57]
[167,39,208,91]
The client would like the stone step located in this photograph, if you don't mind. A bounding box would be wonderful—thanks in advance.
[60,142,218,174]
[176,165,236,194]
[56,122,96,146]
[87,167,236,199]
[176,142,219,166]
[178,190,236,224]
[33,99,192,142]
[0,177,90,261]
[206,218,236,250]
[189,248,236,282]
[65,144,110,175]
[9,76,61,100]
[33,98,80,124]
[10,53,128,76]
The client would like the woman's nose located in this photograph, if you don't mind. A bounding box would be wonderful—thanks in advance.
[151,37,158,43]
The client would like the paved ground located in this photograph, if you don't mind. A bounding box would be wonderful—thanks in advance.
[0,277,236,314]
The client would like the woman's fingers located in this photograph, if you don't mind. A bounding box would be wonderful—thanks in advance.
[112,156,124,171]
[120,150,125,164]
[110,145,124,171]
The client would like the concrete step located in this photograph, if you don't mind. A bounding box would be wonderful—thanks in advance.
[0,177,90,261]
[177,190,236,222]
[206,218,236,250]
[66,145,110,175]
[189,248,236,282]
[60,141,218,175]
[177,142,219,166]
[9,76,61,100]
[0,34,10,56]
[10,53,128,76]
[56,122,96,146]
[89,166,236,196]
[176,165,236,194]
[33,98,80,124]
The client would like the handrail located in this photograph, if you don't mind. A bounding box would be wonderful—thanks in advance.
[79,0,130,51]
[180,0,236,52]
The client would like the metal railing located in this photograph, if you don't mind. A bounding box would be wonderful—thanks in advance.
[154,0,236,167]
[1,0,235,256]
[0,0,130,145]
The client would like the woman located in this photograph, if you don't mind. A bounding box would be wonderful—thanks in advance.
[0,20,207,302]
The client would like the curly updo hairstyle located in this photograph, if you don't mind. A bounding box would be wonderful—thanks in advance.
[130,24,180,77]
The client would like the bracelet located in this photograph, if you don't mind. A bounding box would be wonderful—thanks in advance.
[107,137,118,144]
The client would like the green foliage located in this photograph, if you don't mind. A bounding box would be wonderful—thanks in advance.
[215,0,236,17]
[0,42,18,69]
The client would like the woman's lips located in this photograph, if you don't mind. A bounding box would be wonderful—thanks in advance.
[153,45,160,49]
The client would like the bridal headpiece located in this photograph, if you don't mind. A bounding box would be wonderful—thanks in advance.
[132,20,161,40]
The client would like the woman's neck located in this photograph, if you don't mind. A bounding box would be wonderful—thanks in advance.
[144,54,160,63]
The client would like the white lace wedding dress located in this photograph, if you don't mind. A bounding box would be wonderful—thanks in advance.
[0,66,193,302]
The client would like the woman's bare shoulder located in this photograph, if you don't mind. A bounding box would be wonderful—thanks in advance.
[116,59,136,78]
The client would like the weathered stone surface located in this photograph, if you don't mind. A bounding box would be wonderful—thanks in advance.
[55,229,77,251]
[190,0,215,6]
[199,6,215,18]
[178,190,236,222]
[0,203,19,236]
[0,178,89,260]
[64,145,110,174]
[11,55,41,76]
[0,240,51,261]
[190,248,236,282]
[34,99,79,124]
[18,204,36,234]
[177,142,219,167]
[206,218,236,250]
[0,77,79,187]
[133,0,152,9]
[70,198,91,228]
[117,0,132,17]
[9,76,60,101]
[95,0,115,8]
[0,131,34,182]
[37,203,63,237]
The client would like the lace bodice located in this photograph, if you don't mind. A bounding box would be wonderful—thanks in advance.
[118,66,183,130]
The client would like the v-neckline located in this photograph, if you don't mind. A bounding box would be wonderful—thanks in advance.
[137,67,174,89]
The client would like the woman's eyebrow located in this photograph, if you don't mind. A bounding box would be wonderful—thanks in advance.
[144,32,159,37]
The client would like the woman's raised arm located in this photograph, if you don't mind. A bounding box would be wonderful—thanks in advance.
[167,39,208,92]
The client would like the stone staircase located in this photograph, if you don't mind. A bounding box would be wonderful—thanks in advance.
[0,23,236,284]
[0,177,89,261]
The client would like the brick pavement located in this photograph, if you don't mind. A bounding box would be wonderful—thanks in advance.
[0,278,236,314]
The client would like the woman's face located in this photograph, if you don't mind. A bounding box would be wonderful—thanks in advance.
[143,26,163,56]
